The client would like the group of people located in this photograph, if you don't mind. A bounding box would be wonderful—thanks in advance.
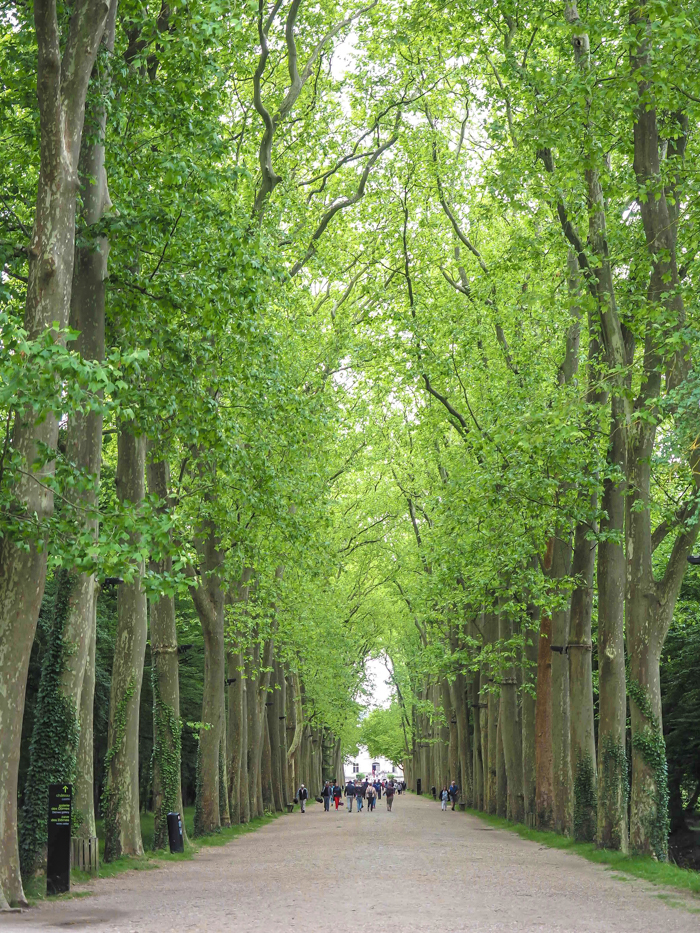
[296,777,407,814]
[440,781,459,811]
[341,777,399,812]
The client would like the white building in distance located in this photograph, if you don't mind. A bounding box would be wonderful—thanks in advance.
[344,745,404,782]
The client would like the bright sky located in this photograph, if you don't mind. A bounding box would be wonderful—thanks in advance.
[365,655,394,709]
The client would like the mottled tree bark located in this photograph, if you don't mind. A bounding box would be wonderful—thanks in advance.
[471,671,484,810]
[240,676,251,823]
[190,524,225,836]
[535,612,554,829]
[227,649,244,824]
[499,611,524,823]
[522,603,539,826]
[597,403,628,851]
[104,430,147,861]
[147,455,185,849]
[569,508,598,843]
[74,606,96,839]
[550,537,573,835]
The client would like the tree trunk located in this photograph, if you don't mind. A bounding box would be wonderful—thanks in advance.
[219,728,231,827]
[550,536,573,835]
[147,455,185,850]
[484,612,498,814]
[0,0,111,907]
[286,672,299,800]
[478,672,489,812]
[597,402,628,851]
[261,716,274,812]
[499,611,524,823]
[240,675,251,823]
[522,604,539,826]
[227,650,244,825]
[449,673,471,806]
[624,7,697,858]
[75,604,96,839]
[278,666,290,804]
[103,430,147,861]
[535,612,554,829]
[57,0,116,816]
[190,523,225,836]
[471,672,484,810]
[496,702,507,818]
[267,667,284,812]
[569,510,598,842]
[487,687,498,815]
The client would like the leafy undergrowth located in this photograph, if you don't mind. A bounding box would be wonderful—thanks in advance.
[465,808,700,900]
[24,806,281,904]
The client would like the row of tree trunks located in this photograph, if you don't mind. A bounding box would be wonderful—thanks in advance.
[0,0,113,907]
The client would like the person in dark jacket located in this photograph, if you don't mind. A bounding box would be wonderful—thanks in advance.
[333,783,342,809]
[448,780,459,810]
[366,782,377,812]
[297,784,309,813]
[385,781,395,811]
[373,779,381,800]
[345,780,356,812]
[321,781,332,811]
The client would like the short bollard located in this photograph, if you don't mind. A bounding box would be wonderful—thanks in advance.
[167,812,184,853]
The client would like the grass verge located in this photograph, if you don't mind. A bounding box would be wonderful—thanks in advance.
[465,808,700,901]
[24,806,282,905]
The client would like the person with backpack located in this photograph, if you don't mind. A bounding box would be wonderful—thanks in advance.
[297,784,309,813]
[385,781,395,812]
[345,779,356,812]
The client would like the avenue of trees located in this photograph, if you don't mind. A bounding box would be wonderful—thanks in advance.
[2,0,700,907]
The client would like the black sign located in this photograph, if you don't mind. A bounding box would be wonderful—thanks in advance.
[47,783,72,895]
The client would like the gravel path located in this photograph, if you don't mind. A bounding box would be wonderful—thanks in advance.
[3,793,699,932]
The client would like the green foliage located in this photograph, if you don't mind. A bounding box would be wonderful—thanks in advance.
[359,703,408,766]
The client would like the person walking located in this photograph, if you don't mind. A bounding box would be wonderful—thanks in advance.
[356,781,365,812]
[333,782,342,810]
[385,781,395,811]
[366,783,376,812]
[345,779,356,812]
[322,781,332,811]
[374,779,381,800]
[298,784,309,813]
[441,787,449,811]
[448,780,459,811]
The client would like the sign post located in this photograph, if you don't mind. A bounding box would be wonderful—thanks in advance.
[47,784,72,895]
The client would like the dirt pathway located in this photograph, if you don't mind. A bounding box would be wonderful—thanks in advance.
[2,794,698,932]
